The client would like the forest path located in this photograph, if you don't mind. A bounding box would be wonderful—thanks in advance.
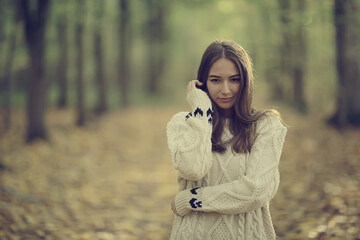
[0,107,359,239]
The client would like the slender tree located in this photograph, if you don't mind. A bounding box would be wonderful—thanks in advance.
[276,0,292,101]
[277,0,308,112]
[145,0,169,94]
[94,0,107,114]
[0,1,4,69]
[256,0,281,100]
[18,0,50,142]
[329,0,360,127]
[75,0,86,126]
[0,3,21,135]
[0,0,7,134]
[292,0,307,113]
[118,0,131,107]
[56,12,68,108]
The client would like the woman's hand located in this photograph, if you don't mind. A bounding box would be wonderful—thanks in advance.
[171,200,181,216]
[187,80,204,96]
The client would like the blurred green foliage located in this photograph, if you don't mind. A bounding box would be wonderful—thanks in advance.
[0,0,356,113]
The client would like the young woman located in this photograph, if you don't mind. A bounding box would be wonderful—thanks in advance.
[167,40,287,239]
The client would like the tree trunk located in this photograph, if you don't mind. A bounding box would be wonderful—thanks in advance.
[277,0,292,101]
[1,8,21,135]
[18,0,50,142]
[329,0,360,127]
[75,0,86,126]
[277,0,308,112]
[56,17,68,108]
[292,0,307,113]
[118,0,131,107]
[258,0,280,101]
[145,0,168,94]
[94,0,107,115]
[0,1,4,69]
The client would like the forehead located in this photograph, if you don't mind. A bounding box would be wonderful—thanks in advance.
[209,58,239,76]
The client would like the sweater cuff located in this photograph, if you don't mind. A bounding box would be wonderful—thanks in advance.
[175,190,192,216]
[186,89,212,111]
[175,187,203,216]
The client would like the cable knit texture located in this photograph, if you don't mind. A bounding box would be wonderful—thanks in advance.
[167,89,287,240]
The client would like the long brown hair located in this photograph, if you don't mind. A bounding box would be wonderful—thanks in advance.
[197,40,280,153]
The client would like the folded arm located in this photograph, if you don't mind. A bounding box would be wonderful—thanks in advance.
[174,116,287,216]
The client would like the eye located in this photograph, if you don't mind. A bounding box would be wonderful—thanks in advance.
[231,78,241,82]
[209,78,220,83]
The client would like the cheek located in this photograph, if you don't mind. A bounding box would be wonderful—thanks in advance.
[232,84,241,94]
[208,90,216,101]
[206,84,218,99]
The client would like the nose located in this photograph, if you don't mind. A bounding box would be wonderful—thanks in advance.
[221,81,231,95]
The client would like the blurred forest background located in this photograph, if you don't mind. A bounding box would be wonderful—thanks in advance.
[0,0,359,239]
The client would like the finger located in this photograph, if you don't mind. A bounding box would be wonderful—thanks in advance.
[190,80,202,89]
[195,80,203,87]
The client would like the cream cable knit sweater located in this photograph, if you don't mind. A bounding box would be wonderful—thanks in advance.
[167,89,287,240]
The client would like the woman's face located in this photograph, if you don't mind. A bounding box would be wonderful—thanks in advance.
[206,57,241,112]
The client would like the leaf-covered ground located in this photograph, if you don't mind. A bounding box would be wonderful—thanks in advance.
[0,107,359,239]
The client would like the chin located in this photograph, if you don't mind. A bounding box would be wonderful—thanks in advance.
[216,104,234,110]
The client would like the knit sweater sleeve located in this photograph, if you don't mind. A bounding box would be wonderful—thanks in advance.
[167,89,213,181]
[174,115,287,216]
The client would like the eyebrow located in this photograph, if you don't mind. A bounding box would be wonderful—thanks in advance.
[208,74,241,78]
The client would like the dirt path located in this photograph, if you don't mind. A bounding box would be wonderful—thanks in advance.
[0,107,359,239]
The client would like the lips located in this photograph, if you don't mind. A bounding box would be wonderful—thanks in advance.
[218,97,234,103]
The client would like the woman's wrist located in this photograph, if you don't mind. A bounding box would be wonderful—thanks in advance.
[174,190,192,216]
[186,89,212,112]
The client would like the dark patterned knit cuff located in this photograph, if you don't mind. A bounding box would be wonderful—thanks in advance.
[186,89,212,112]
[174,190,191,216]
[189,187,202,209]
[185,90,213,124]
[175,187,203,216]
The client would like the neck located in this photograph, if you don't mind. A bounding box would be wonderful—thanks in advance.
[219,108,234,118]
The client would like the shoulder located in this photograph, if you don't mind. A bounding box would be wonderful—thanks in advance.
[256,112,286,135]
